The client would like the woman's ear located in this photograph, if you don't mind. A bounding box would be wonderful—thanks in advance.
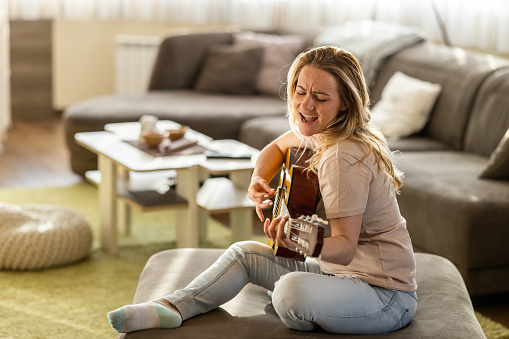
[340,102,348,112]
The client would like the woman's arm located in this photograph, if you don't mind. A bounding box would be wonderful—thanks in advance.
[319,214,362,265]
[248,130,302,221]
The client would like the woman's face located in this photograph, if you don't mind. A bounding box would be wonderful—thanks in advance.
[292,65,347,137]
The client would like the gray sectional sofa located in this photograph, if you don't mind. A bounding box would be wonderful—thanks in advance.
[63,26,509,297]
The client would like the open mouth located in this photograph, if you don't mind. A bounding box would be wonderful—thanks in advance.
[300,113,318,123]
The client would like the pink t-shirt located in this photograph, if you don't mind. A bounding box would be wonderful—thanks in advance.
[317,140,417,292]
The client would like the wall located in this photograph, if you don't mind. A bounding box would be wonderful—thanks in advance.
[52,20,236,110]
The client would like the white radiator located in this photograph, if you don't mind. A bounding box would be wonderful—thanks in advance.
[115,35,160,95]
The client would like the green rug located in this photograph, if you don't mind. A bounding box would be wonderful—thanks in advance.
[0,183,507,339]
[0,183,265,339]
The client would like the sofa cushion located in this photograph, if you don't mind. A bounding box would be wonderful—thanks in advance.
[119,249,485,339]
[65,90,286,139]
[387,137,451,153]
[371,71,442,140]
[370,42,509,150]
[194,44,263,95]
[149,32,234,90]
[238,116,290,150]
[394,151,509,295]
[480,128,509,180]
[464,67,509,157]
[239,116,453,153]
[234,32,305,96]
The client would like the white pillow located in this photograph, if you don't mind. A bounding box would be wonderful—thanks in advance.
[371,71,442,140]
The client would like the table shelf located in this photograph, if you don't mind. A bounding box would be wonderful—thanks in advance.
[197,177,254,213]
[85,170,188,212]
[119,189,188,212]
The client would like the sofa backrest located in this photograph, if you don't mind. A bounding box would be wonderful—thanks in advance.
[147,28,322,93]
[370,42,509,151]
[463,67,509,157]
[148,31,235,90]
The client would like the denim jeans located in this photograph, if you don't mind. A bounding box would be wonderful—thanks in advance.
[164,241,417,335]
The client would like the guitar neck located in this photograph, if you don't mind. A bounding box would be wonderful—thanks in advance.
[270,147,323,260]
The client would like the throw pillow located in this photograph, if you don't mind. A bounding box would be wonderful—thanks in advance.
[194,44,264,95]
[233,32,305,96]
[371,71,442,140]
[480,128,509,180]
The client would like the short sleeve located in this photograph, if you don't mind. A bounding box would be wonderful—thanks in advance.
[318,147,372,219]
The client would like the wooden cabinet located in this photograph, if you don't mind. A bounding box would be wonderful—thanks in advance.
[10,20,53,120]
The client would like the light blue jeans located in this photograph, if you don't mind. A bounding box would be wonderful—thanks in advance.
[164,241,417,335]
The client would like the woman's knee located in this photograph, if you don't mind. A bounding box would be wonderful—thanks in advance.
[227,241,271,257]
[272,272,317,331]
[225,241,274,269]
[273,272,314,307]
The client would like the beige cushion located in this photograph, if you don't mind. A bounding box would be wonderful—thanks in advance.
[194,44,264,95]
[0,203,92,270]
[234,32,304,96]
[120,249,485,339]
[371,71,442,140]
[480,128,509,179]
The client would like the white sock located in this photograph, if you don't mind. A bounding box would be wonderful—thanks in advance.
[107,300,182,333]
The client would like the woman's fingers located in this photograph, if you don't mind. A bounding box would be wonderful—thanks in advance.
[256,207,265,222]
[265,216,282,241]
[259,182,276,197]
[263,217,271,236]
[265,216,295,251]
[248,181,276,223]
[265,216,289,246]
[248,178,276,199]
[252,190,276,205]
[275,216,290,247]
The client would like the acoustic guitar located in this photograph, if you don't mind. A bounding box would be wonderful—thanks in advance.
[269,147,327,261]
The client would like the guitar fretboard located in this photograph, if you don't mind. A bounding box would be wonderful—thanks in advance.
[274,188,291,233]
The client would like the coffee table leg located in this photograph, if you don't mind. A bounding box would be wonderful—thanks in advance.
[175,165,200,248]
[98,154,118,254]
[198,169,209,242]
[230,170,253,242]
[117,167,131,236]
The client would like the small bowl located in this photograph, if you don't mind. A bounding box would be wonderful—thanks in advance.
[165,126,188,141]
[142,132,164,147]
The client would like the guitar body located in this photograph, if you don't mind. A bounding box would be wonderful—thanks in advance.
[270,147,321,261]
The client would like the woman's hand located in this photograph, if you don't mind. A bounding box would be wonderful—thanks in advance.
[264,215,294,250]
[248,176,276,222]
[247,131,300,222]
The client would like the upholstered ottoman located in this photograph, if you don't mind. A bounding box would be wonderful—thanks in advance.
[120,248,485,339]
[0,203,93,270]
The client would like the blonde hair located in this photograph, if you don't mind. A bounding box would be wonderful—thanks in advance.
[286,45,403,193]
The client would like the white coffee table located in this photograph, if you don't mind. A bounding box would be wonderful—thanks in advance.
[75,121,259,254]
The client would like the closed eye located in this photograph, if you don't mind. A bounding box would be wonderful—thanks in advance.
[296,85,329,102]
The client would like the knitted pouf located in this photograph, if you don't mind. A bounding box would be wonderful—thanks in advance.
[0,203,93,270]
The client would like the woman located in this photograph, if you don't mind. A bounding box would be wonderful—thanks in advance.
[107,46,417,335]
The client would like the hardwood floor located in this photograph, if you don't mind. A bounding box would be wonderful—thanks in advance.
[473,292,509,328]
[0,116,82,188]
[1,117,508,329]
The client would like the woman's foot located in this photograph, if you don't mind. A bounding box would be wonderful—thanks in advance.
[107,299,182,333]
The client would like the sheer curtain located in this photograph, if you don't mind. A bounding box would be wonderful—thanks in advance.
[7,0,509,53]
[0,0,10,152]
